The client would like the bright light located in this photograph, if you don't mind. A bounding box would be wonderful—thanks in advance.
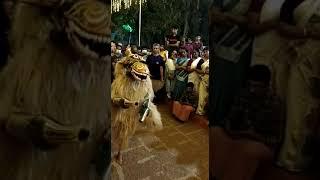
[111,0,147,13]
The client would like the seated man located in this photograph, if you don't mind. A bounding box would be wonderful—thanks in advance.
[172,82,198,121]
[212,65,285,180]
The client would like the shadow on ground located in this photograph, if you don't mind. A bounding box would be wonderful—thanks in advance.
[111,104,209,180]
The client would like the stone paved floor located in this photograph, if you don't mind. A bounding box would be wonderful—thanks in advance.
[111,104,209,180]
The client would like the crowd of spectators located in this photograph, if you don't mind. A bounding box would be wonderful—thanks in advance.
[112,27,209,122]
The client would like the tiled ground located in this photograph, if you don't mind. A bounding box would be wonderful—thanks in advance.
[111,104,209,180]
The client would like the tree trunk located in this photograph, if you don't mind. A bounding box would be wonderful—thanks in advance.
[197,0,200,10]
[183,11,189,37]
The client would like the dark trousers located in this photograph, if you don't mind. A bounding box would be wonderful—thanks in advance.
[153,86,166,103]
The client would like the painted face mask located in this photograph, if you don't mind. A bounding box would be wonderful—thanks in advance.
[64,0,109,60]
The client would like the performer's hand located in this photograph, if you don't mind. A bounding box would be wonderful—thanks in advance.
[113,97,138,108]
[123,99,132,108]
[27,116,89,149]
[6,113,90,151]
[123,98,138,108]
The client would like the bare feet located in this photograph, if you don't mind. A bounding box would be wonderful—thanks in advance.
[115,151,123,164]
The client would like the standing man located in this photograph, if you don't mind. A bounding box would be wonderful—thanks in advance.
[111,41,116,55]
[146,43,165,102]
[116,43,123,54]
[193,36,203,52]
[165,27,181,54]
[111,41,117,82]
[131,45,139,54]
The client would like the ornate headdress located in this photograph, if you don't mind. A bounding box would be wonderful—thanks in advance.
[120,54,150,81]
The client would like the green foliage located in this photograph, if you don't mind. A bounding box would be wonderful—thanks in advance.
[111,4,138,42]
[112,0,211,47]
[122,24,133,32]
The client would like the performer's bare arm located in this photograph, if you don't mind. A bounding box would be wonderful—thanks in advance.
[112,97,137,108]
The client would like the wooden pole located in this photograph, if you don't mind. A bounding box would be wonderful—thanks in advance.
[138,0,141,46]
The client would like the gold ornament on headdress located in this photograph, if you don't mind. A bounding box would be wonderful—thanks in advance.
[132,61,148,73]
[120,54,149,76]
[121,54,143,65]
[130,54,142,60]
[65,0,109,36]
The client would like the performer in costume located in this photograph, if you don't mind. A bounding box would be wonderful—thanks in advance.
[0,0,110,179]
[111,54,163,164]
